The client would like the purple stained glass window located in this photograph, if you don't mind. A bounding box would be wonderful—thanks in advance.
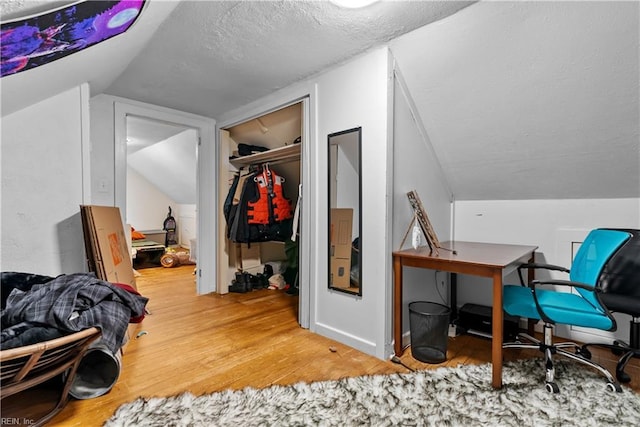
[1,0,145,77]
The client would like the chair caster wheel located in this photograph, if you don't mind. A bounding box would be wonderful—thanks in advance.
[616,370,631,383]
[545,382,559,393]
[606,382,622,393]
[578,347,592,359]
[610,340,626,356]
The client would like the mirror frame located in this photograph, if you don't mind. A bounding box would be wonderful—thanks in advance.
[328,127,362,296]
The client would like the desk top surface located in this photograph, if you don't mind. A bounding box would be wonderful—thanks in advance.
[393,241,538,268]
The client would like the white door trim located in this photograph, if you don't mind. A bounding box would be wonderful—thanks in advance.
[216,86,315,329]
[113,97,216,294]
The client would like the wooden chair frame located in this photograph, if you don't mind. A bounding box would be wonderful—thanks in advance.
[1,327,101,426]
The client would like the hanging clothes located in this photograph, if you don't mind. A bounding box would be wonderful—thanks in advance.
[224,165,294,243]
[224,171,253,239]
[247,165,293,224]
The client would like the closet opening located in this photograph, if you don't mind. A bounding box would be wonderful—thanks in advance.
[218,101,306,325]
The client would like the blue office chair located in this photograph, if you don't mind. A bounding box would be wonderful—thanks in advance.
[503,229,632,393]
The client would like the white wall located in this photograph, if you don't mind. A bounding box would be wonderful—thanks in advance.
[177,204,197,248]
[453,198,640,342]
[90,94,117,207]
[312,47,393,359]
[1,85,89,275]
[126,167,177,232]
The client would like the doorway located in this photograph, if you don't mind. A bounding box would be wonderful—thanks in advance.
[125,116,197,269]
[217,98,311,328]
[114,100,216,294]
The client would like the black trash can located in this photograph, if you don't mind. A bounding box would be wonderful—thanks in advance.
[409,301,451,364]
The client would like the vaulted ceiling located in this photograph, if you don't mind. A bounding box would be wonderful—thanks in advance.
[2,1,638,202]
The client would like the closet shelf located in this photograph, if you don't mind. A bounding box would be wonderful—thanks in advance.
[229,143,301,168]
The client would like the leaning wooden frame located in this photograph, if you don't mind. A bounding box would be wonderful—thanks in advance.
[406,190,441,254]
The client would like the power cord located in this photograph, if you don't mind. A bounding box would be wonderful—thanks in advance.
[391,356,415,372]
[434,270,448,305]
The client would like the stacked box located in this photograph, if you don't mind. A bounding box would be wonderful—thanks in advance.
[330,208,353,288]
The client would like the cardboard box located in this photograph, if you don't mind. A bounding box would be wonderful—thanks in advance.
[330,257,351,288]
[229,242,262,272]
[330,208,353,259]
[81,205,136,288]
[81,206,140,353]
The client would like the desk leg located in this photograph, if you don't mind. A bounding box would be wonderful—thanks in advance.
[393,256,404,356]
[491,269,504,389]
[450,273,457,321]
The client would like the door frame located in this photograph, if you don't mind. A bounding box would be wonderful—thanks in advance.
[114,99,216,294]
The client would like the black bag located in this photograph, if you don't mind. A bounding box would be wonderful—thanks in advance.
[163,206,177,246]
[237,143,269,156]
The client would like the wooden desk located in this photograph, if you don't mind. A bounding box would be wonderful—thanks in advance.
[392,241,537,389]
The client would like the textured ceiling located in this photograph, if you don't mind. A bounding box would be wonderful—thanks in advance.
[0,0,71,19]
[1,0,473,118]
[104,0,474,118]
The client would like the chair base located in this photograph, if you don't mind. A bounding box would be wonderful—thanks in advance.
[503,324,622,393]
[581,316,640,383]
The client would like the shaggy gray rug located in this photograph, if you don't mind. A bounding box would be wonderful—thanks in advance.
[104,359,640,426]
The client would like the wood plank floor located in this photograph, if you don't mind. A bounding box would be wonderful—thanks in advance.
[36,265,638,425]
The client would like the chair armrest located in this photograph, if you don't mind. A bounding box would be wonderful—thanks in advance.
[528,279,599,324]
[517,263,570,286]
[529,279,596,292]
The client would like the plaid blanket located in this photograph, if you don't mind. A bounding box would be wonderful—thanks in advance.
[1,273,148,352]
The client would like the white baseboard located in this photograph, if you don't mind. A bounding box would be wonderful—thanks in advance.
[313,322,378,358]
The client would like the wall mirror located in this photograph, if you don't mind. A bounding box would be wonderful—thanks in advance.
[328,127,362,296]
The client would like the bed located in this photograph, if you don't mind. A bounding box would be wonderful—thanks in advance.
[131,235,166,268]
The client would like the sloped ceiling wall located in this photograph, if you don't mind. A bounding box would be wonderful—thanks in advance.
[126,115,197,205]
[390,1,639,201]
[128,128,197,204]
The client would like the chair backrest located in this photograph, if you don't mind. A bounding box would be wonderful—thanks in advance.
[1,327,100,396]
[571,229,631,308]
[597,228,640,299]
